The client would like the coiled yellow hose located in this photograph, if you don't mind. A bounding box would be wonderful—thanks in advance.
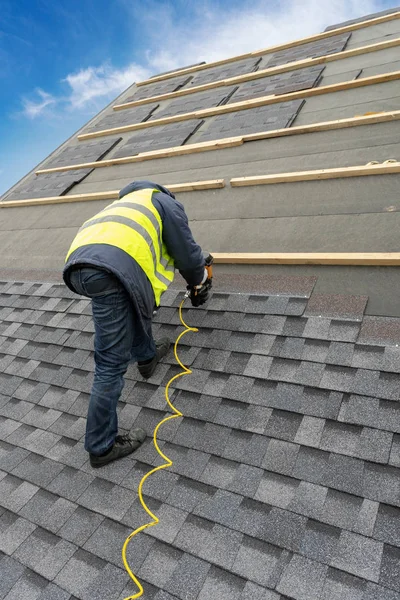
[122,298,197,599]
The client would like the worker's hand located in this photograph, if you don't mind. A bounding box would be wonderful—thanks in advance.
[188,279,212,307]
[187,252,213,307]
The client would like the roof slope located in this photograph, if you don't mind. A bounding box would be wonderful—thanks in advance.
[2,8,400,599]
[1,278,400,599]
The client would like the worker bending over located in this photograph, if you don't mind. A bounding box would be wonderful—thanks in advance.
[63,180,211,468]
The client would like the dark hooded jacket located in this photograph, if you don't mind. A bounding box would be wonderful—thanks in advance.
[63,180,205,321]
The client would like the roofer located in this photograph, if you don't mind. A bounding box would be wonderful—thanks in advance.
[63,180,211,468]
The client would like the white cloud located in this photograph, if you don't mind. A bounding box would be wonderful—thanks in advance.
[144,0,384,71]
[22,88,56,118]
[63,62,151,109]
[19,62,151,119]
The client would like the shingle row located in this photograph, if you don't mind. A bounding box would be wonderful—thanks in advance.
[2,469,400,599]
[1,420,400,553]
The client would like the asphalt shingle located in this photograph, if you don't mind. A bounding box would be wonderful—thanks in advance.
[262,439,300,476]
[164,553,211,600]
[58,506,105,547]
[54,549,108,597]
[222,430,270,467]
[301,520,341,563]
[0,474,39,512]
[47,466,94,501]
[262,507,308,552]
[379,544,400,593]
[167,476,215,512]
[174,513,214,556]
[19,488,76,533]
[374,504,400,547]
[289,481,328,520]
[0,442,30,472]
[255,471,299,509]
[325,342,356,366]
[13,527,77,581]
[78,477,135,521]
[139,541,182,588]
[194,489,242,528]
[363,463,400,506]
[82,518,133,566]
[277,554,328,600]
[0,554,27,599]
[232,536,281,587]
[321,568,366,600]
[2,570,50,600]
[11,453,64,487]
[197,565,246,600]
[0,511,36,555]
[331,531,383,583]
[146,503,188,544]
[201,523,243,570]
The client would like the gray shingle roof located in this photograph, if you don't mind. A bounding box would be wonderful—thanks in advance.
[1,278,400,599]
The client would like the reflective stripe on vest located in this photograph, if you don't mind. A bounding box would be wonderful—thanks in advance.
[95,200,174,274]
[65,188,175,304]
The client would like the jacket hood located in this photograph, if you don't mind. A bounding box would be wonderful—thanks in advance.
[119,180,176,200]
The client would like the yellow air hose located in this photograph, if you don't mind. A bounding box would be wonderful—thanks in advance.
[122,296,197,599]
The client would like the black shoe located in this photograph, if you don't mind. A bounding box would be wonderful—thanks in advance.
[89,429,146,468]
[138,337,171,379]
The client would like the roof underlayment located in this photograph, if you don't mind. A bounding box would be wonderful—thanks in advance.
[1,6,400,600]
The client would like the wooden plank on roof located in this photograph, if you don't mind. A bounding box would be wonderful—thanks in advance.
[0,180,225,208]
[169,179,225,191]
[114,79,225,110]
[78,70,400,141]
[212,253,400,265]
[36,138,244,174]
[0,191,119,208]
[230,162,400,186]
[136,11,400,85]
[36,110,400,175]
[114,37,400,111]
[241,110,400,141]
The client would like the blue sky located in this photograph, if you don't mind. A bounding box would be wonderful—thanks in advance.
[0,0,397,195]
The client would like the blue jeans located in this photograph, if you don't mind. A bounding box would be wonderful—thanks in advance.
[69,267,156,455]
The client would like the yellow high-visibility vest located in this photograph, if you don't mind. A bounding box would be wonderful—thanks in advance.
[65,188,175,305]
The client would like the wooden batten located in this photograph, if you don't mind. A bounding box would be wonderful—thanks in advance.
[0,180,225,208]
[231,162,400,186]
[212,253,400,265]
[36,139,244,174]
